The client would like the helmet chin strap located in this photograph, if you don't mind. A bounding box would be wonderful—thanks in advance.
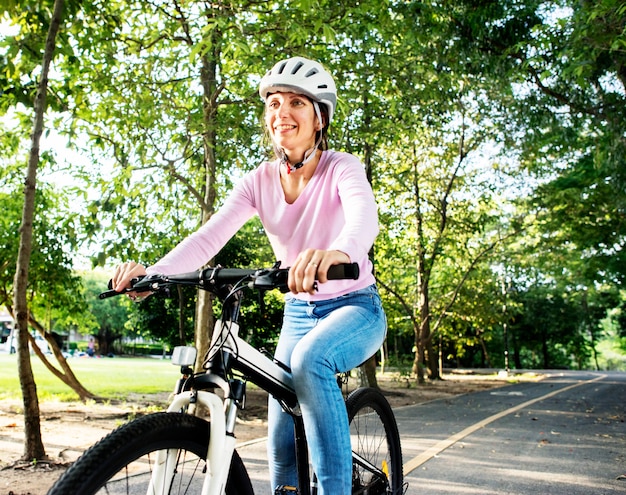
[277,102,323,175]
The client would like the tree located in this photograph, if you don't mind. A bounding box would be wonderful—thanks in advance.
[365,0,530,382]
[80,271,130,355]
[0,183,101,402]
[465,0,626,370]
[59,0,348,370]
[375,119,507,382]
[12,0,65,462]
[370,0,626,378]
[4,2,625,402]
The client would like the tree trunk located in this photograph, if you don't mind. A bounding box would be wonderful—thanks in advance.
[359,118,379,389]
[360,354,379,389]
[512,330,522,369]
[413,327,426,384]
[424,336,440,380]
[479,335,492,368]
[542,332,550,369]
[412,155,436,383]
[12,0,64,461]
[194,28,220,372]
[15,325,45,461]
[177,285,186,345]
[415,270,441,381]
[195,290,214,371]
[28,316,97,401]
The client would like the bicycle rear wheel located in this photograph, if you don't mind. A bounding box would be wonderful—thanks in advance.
[47,412,254,495]
[346,387,404,495]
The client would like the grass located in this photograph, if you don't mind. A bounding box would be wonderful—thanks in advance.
[0,353,183,402]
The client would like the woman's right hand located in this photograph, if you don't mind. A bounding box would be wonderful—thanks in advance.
[111,262,147,293]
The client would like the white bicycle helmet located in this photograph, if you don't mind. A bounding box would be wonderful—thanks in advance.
[259,56,337,123]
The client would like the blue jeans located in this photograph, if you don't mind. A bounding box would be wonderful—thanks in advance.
[267,285,387,495]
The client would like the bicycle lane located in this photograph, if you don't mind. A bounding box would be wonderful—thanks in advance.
[397,370,626,495]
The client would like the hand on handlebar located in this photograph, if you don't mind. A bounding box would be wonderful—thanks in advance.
[288,249,351,295]
[100,262,360,300]
[112,262,148,299]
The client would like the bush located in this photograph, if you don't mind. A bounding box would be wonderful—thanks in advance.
[120,343,167,356]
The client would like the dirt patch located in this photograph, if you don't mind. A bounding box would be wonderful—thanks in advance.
[0,371,536,494]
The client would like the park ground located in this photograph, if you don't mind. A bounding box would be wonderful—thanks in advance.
[0,370,538,495]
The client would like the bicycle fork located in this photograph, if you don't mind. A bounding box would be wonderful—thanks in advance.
[147,390,237,495]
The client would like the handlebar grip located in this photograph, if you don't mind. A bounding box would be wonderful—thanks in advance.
[99,276,149,299]
[327,262,360,280]
[98,279,118,299]
[99,289,120,299]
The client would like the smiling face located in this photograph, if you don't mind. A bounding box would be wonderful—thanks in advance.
[265,92,322,159]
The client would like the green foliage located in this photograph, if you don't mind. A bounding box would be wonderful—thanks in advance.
[215,218,282,348]
[0,178,88,332]
[80,270,129,354]
[124,285,196,348]
[116,217,280,351]
[2,0,626,374]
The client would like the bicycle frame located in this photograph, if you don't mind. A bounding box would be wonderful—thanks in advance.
[150,320,315,495]
[154,301,314,495]
[97,263,397,495]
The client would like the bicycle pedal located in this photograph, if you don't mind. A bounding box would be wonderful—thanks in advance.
[274,485,299,494]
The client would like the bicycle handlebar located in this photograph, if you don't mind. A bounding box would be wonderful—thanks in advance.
[99,262,360,300]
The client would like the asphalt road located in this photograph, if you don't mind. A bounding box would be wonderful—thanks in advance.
[238,370,626,494]
[398,370,626,494]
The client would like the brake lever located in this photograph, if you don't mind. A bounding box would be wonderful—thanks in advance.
[253,266,289,293]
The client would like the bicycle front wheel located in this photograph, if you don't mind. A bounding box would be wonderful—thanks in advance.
[47,412,254,495]
[346,387,404,495]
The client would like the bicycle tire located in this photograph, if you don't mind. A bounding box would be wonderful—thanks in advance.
[346,387,404,495]
[47,411,254,495]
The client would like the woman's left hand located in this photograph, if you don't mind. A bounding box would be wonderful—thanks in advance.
[288,249,351,294]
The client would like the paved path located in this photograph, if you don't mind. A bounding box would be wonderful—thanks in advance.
[398,370,625,494]
[237,370,626,494]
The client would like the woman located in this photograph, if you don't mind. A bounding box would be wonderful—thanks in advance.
[112,56,387,494]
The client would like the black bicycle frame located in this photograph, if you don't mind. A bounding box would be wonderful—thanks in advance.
[183,287,314,495]
[100,263,362,495]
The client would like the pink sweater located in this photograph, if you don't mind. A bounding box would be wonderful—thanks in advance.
[147,150,378,301]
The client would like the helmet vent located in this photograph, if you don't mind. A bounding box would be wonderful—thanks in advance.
[259,57,337,123]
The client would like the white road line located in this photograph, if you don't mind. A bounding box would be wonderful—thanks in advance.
[403,374,606,475]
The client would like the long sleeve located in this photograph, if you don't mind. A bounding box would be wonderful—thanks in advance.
[146,182,257,275]
[147,150,379,300]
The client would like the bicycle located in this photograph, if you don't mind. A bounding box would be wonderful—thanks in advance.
[47,262,405,495]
